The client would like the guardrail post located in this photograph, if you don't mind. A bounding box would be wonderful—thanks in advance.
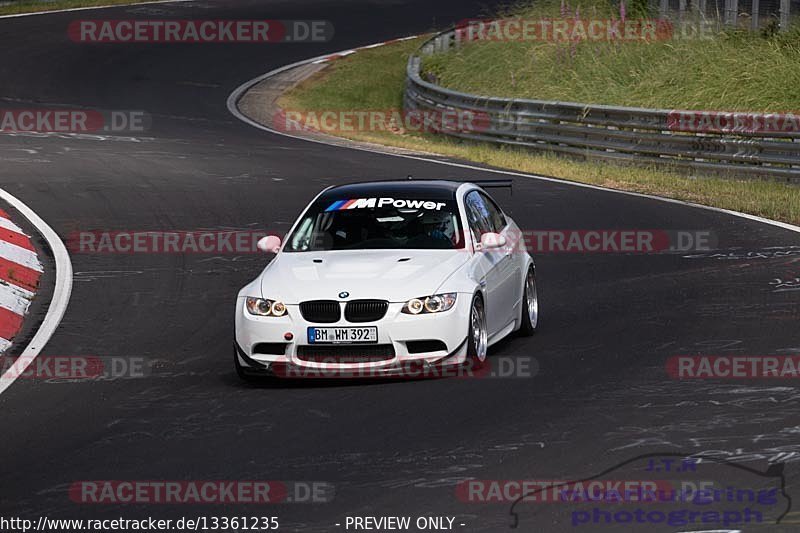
[697,0,707,15]
[751,0,760,30]
[659,0,669,19]
[780,0,790,31]
[439,34,447,51]
[724,0,739,26]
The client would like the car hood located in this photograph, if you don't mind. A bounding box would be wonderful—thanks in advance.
[259,249,469,303]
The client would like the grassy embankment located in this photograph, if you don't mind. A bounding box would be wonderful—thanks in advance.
[280,0,800,224]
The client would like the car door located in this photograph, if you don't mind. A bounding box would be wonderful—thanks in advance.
[464,191,508,336]
[478,191,519,330]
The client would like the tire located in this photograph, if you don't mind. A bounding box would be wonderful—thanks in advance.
[466,294,488,369]
[518,266,539,336]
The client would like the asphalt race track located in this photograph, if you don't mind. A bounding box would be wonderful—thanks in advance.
[0,1,799,531]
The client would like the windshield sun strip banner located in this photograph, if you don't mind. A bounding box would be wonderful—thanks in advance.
[324,198,449,212]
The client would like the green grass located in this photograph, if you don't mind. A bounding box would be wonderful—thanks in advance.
[285,38,422,111]
[280,35,800,226]
[424,1,800,111]
[0,0,154,16]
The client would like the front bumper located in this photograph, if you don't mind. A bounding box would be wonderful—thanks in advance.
[234,296,471,377]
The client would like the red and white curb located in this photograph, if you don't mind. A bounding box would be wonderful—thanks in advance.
[0,207,43,354]
[0,189,72,396]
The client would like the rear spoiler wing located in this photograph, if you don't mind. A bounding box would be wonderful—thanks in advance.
[470,179,512,196]
[404,175,513,194]
[470,179,512,189]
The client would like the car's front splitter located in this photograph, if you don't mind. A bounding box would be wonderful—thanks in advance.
[234,338,476,379]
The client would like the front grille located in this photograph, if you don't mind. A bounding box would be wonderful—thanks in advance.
[406,340,448,354]
[345,300,389,323]
[296,344,395,363]
[299,300,341,323]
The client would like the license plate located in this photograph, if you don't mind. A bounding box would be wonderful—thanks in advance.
[307,326,378,344]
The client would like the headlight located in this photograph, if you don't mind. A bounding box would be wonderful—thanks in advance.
[402,293,457,315]
[245,297,288,317]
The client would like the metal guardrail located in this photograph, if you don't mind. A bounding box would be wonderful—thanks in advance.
[404,28,800,182]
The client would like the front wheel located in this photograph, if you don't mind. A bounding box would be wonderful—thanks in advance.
[466,294,488,368]
[518,266,539,336]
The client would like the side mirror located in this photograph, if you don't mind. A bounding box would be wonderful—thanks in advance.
[480,232,506,250]
[257,235,282,254]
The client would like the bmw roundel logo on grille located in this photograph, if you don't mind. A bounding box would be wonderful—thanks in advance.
[338,291,349,299]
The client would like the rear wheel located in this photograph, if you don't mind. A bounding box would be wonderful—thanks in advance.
[466,295,488,368]
[518,266,539,336]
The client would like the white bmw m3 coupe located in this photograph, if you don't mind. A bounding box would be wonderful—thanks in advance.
[234,179,538,379]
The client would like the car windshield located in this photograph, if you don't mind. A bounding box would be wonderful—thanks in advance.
[285,196,464,251]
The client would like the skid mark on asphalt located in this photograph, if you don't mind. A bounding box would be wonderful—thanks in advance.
[771,276,800,292]
[0,131,154,142]
[73,270,145,281]
[580,382,800,463]
[684,245,800,260]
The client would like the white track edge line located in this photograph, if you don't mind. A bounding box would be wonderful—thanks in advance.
[0,189,73,396]
[226,39,800,237]
[0,0,198,20]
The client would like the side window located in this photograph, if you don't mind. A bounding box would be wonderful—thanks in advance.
[479,192,506,233]
[464,191,492,246]
[290,216,313,251]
